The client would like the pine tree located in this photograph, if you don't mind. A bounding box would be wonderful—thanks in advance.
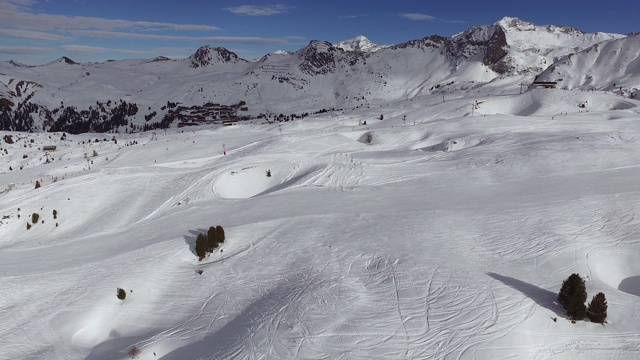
[195,233,208,260]
[216,225,225,243]
[117,288,126,300]
[35,180,41,189]
[558,273,587,320]
[587,292,607,324]
[207,226,218,249]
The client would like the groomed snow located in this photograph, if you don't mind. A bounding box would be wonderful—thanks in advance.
[2,88,640,359]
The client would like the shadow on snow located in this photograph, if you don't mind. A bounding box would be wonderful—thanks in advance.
[487,272,563,315]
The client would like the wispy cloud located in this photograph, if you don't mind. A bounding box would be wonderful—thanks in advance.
[399,13,436,21]
[283,35,306,41]
[398,12,466,24]
[0,0,220,32]
[71,30,290,45]
[0,28,68,41]
[59,45,203,58]
[443,19,467,24]
[0,45,53,54]
[60,44,109,54]
[225,4,292,16]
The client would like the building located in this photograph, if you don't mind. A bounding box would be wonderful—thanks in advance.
[531,81,557,89]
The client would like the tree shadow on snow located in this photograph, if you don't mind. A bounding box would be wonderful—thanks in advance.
[183,228,208,257]
[487,272,563,315]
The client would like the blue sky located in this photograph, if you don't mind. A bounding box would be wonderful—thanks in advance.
[1,0,638,65]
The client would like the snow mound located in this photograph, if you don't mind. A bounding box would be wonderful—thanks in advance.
[589,251,640,296]
[214,161,316,199]
[417,134,485,152]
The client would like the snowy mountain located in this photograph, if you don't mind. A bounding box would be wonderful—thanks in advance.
[189,45,246,68]
[494,16,623,75]
[335,35,385,52]
[535,33,640,97]
[0,16,636,134]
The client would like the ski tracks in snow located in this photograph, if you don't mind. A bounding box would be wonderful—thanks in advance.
[306,153,364,190]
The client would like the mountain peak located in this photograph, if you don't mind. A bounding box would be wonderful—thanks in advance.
[44,56,78,66]
[496,16,584,35]
[496,16,534,30]
[335,35,383,52]
[189,45,242,68]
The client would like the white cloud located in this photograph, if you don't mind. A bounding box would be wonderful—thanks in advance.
[225,4,292,16]
[0,0,220,32]
[0,28,68,41]
[71,30,290,45]
[58,45,201,58]
[399,13,436,21]
[60,45,109,53]
[398,12,465,24]
[0,45,52,54]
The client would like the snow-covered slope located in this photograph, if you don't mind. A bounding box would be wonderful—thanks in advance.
[535,33,640,97]
[2,85,640,359]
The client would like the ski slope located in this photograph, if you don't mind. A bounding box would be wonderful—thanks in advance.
[2,88,640,359]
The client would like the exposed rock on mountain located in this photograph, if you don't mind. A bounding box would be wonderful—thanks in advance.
[190,45,244,68]
[297,41,339,75]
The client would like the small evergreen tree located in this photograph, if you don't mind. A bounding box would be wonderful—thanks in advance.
[53,209,58,219]
[117,288,126,300]
[587,292,607,324]
[35,180,41,189]
[558,273,587,320]
[207,226,218,249]
[216,225,225,243]
[128,345,141,359]
[32,213,39,224]
[195,233,208,260]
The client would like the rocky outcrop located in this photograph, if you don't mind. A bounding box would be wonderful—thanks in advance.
[482,26,508,72]
[190,45,242,68]
[297,41,339,75]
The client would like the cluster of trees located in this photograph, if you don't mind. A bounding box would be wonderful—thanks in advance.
[0,99,34,131]
[0,99,141,133]
[558,273,607,323]
[195,225,225,260]
[48,100,138,133]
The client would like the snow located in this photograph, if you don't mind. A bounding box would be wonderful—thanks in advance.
[2,85,640,359]
[1,15,640,360]
[335,35,385,52]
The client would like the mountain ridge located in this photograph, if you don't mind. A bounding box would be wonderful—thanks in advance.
[0,16,636,133]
